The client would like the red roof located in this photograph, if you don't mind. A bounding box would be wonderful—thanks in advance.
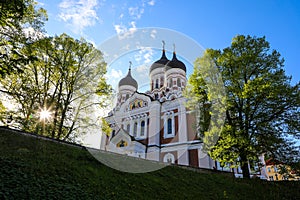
[265,158,283,166]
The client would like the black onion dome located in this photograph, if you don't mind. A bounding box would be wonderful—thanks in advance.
[118,68,138,89]
[166,52,186,72]
[149,50,169,73]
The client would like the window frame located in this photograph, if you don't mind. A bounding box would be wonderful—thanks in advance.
[163,111,175,138]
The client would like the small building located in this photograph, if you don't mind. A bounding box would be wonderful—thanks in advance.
[265,158,300,181]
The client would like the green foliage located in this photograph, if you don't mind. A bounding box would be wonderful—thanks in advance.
[188,35,300,178]
[278,165,290,180]
[0,34,111,140]
[0,0,47,78]
[1,128,300,199]
[101,117,112,137]
[184,49,226,144]
[0,101,6,124]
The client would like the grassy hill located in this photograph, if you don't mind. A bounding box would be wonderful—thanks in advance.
[0,127,299,200]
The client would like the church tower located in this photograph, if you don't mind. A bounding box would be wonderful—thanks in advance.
[116,62,138,107]
[148,42,187,101]
[165,44,187,95]
[149,41,169,100]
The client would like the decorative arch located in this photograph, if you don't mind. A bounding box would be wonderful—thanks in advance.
[117,140,128,147]
[163,153,175,164]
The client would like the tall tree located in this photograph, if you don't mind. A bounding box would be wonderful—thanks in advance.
[0,34,111,141]
[188,35,300,178]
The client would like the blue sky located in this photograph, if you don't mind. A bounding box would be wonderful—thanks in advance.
[39,0,300,87]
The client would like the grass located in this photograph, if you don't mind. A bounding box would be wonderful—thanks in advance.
[0,127,299,200]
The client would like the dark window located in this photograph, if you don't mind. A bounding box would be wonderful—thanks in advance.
[151,80,153,90]
[119,140,125,147]
[126,94,129,100]
[133,122,137,137]
[169,79,172,87]
[155,79,159,88]
[177,78,181,87]
[141,120,145,136]
[126,124,130,134]
[160,77,164,87]
[167,118,172,134]
[112,130,116,137]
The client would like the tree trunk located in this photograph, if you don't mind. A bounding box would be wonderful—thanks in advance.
[240,154,251,179]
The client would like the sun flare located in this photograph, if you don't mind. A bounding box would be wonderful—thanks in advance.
[39,109,52,121]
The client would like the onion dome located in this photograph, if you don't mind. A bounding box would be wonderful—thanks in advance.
[150,41,170,73]
[118,64,138,89]
[165,51,186,72]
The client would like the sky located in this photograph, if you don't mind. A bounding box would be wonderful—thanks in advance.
[37,0,300,147]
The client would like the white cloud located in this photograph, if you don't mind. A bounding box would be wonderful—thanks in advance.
[150,29,157,39]
[36,1,45,6]
[112,0,156,36]
[128,6,144,19]
[148,0,155,6]
[58,0,100,34]
[134,47,154,64]
[114,21,137,39]
[104,68,123,89]
[136,65,148,73]
[114,24,126,35]
[110,69,123,79]
[143,51,153,64]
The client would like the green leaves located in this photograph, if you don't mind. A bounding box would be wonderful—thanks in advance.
[1,34,111,141]
[0,0,47,78]
[188,34,300,178]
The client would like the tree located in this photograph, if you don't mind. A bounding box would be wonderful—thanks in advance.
[188,35,300,178]
[0,0,47,78]
[0,33,111,141]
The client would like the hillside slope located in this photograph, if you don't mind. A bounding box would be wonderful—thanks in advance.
[0,127,299,200]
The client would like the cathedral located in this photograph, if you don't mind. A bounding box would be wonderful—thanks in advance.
[100,44,216,169]
[99,43,269,179]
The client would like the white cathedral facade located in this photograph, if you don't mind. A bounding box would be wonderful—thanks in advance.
[100,46,216,169]
[99,45,268,179]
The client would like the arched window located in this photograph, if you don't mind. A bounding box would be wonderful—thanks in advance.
[133,122,137,137]
[177,78,181,87]
[169,78,172,87]
[160,77,164,87]
[167,118,172,134]
[141,120,145,136]
[126,94,129,100]
[155,79,159,89]
[126,124,130,134]
[151,80,153,90]
[163,153,175,164]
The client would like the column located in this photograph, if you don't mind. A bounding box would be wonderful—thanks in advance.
[178,99,187,142]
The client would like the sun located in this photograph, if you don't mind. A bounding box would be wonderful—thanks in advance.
[39,108,52,121]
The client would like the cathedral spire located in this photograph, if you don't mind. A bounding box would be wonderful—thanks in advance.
[129,61,132,71]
